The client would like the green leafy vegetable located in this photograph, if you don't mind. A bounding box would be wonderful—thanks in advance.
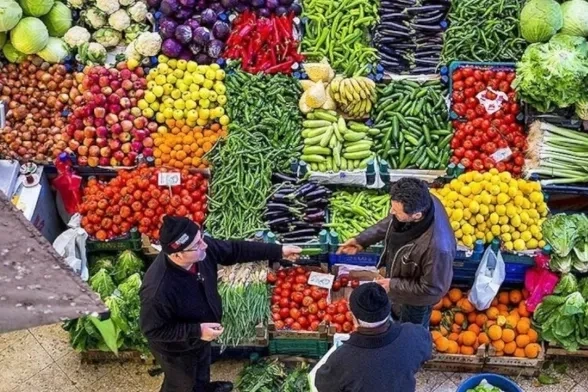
[543,213,580,257]
[520,0,563,43]
[41,1,72,37]
[37,37,69,63]
[20,0,53,17]
[0,0,22,32]
[574,214,588,262]
[90,257,115,276]
[554,273,578,296]
[113,250,144,284]
[281,364,311,392]
[89,268,116,299]
[560,0,588,37]
[88,316,119,355]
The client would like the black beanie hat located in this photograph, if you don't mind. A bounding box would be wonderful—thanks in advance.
[349,282,391,323]
[159,216,200,254]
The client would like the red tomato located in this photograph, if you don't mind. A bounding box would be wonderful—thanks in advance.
[275,287,282,295]
[332,281,341,292]
[346,312,354,322]
[295,267,306,275]
[332,323,343,333]
[282,282,292,290]
[302,296,314,307]
[303,288,312,297]
[277,270,287,279]
[334,314,346,324]
[271,295,281,305]
[290,308,301,319]
[343,322,353,333]
[310,321,320,331]
[298,316,309,328]
[293,283,305,292]
[461,158,472,168]
[453,81,465,91]
[337,303,348,314]
[275,320,285,330]
[350,280,360,289]
[317,298,328,310]
[291,322,301,331]
[317,310,326,320]
[311,290,323,301]
[308,304,318,314]
[272,313,281,321]
[308,314,318,323]
[267,272,277,284]
[340,277,349,287]
[281,289,291,299]
[295,275,307,284]
[279,308,290,318]
[284,317,294,326]
[323,314,333,323]
[291,292,304,304]
[326,305,336,315]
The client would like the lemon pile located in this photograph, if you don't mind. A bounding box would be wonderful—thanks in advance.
[431,170,548,251]
[138,55,230,127]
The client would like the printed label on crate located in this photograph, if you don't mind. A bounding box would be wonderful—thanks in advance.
[476,88,508,115]
[491,147,513,163]
[308,272,335,289]
[333,333,350,349]
[158,172,181,187]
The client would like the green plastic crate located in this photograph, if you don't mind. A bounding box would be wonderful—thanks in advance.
[86,229,142,253]
[269,339,330,359]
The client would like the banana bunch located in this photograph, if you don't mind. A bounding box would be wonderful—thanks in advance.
[329,76,377,119]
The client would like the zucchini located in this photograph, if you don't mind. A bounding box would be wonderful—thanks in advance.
[303,146,331,155]
[343,130,365,142]
[300,154,326,163]
[303,120,332,128]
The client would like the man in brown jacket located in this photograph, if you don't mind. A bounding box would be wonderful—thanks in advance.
[338,177,455,326]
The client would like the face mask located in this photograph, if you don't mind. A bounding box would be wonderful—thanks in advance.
[195,248,207,261]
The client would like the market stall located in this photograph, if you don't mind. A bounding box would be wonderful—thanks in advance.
[0,0,587,389]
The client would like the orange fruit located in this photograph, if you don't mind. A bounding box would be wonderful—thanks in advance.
[458,298,475,314]
[486,307,500,320]
[516,335,530,348]
[528,329,538,343]
[522,288,530,299]
[492,339,505,351]
[502,329,516,343]
[447,341,459,354]
[431,330,443,342]
[448,288,463,303]
[516,320,531,335]
[494,350,504,357]
[497,304,509,313]
[467,324,481,335]
[491,298,499,307]
[448,333,459,342]
[478,332,490,346]
[476,314,488,327]
[514,348,526,358]
[518,301,530,317]
[468,312,478,324]
[509,290,523,305]
[442,297,453,309]
[504,341,517,355]
[488,325,503,341]
[462,331,477,346]
[451,324,462,334]
[430,310,442,325]
[433,299,443,310]
[498,292,510,305]
[461,346,475,355]
[454,312,466,325]
[440,326,449,336]
[525,343,541,359]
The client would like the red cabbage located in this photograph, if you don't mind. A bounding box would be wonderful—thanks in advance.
[195,53,211,64]
[159,18,178,38]
[186,18,200,32]
[259,8,270,17]
[201,8,217,26]
[189,42,203,54]
[206,39,224,58]
[175,25,193,44]
[193,26,211,45]
[209,3,224,13]
[275,6,287,15]
[221,0,237,8]
[212,21,230,40]
[146,0,162,8]
[179,49,192,60]
[177,7,193,19]
[279,0,293,5]
[235,3,248,12]
[266,0,279,9]
[178,0,195,7]
[162,38,182,57]
[160,0,178,15]
[251,0,264,7]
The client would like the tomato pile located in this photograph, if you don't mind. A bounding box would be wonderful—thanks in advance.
[79,165,207,241]
[450,67,526,175]
[268,267,356,334]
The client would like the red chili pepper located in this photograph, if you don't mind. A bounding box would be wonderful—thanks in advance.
[266,60,295,74]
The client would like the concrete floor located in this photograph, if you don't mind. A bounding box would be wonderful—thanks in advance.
[1,324,588,392]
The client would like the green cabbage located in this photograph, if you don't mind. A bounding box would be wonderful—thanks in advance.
[41,1,72,37]
[520,0,563,43]
[89,268,116,300]
[543,213,580,257]
[574,214,588,262]
[90,257,115,276]
[37,37,68,63]
[113,250,144,284]
[0,32,6,49]
[554,273,578,295]
[105,295,129,334]
[10,17,48,54]
[20,0,53,16]
[0,0,22,32]
[2,42,25,62]
[561,0,588,37]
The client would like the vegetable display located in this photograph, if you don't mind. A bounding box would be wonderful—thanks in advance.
[223,11,303,74]
[328,75,377,119]
[327,190,390,241]
[542,213,588,273]
[450,66,526,175]
[431,288,541,359]
[442,0,526,63]
[206,71,302,239]
[431,169,548,250]
[519,0,563,43]
[525,121,588,185]
[374,78,451,169]
[374,0,449,74]
[217,262,269,347]
[227,0,302,17]
[79,165,208,240]
[301,0,379,76]
[560,0,588,37]
[236,359,310,392]
[265,178,330,243]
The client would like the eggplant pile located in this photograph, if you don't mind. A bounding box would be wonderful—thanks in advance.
[374,0,449,74]
[264,174,331,244]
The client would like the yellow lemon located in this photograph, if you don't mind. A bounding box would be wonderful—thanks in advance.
[450,179,462,191]
[473,172,484,182]
[539,240,546,248]
[504,241,514,251]
[501,225,511,234]
[513,239,526,251]
[481,192,492,205]
[518,224,528,232]
[491,225,501,236]
[447,191,459,201]
[470,182,482,195]
[463,235,474,248]
[529,225,540,236]
[469,200,480,214]
[529,192,543,203]
[526,239,538,249]
[497,193,510,205]
[462,224,474,235]
[501,233,512,242]
[490,213,499,225]
[480,205,489,216]
[490,184,501,196]
[486,232,495,243]
[463,209,472,220]
[496,205,507,216]
[475,214,485,224]
[455,229,463,239]
[506,205,517,217]
[451,221,460,231]
[460,186,472,197]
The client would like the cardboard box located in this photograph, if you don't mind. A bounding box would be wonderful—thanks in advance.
[330,264,383,301]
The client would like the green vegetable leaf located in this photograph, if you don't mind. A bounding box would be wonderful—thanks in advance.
[88,316,119,355]
[113,250,144,284]
[89,268,116,300]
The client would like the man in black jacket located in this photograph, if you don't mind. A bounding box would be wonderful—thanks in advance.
[313,283,432,392]
[139,216,301,392]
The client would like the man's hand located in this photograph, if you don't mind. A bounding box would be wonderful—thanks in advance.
[282,245,302,261]
[200,323,224,341]
[376,278,391,293]
[337,238,364,255]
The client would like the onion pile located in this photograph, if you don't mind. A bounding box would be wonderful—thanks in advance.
[0,56,80,162]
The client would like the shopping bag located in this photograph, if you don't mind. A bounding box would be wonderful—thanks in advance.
[308,334,350,391]
[468,246,505,311]
[52,214,89,281]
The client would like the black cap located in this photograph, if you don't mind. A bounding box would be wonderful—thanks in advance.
[159,216,200,254]
[349,282,390,323]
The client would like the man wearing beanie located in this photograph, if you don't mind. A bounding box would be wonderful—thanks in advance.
[312,283,432,392]
[139,216,301,392]
[338,177,455,326]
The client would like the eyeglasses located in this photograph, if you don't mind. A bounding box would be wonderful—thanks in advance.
[179,236,206,254]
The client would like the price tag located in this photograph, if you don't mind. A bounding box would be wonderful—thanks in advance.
[476,88,508,115]
[308,272,335,289]
[158,172,181,187]
[491,147,513,163]
[338,172,347,178]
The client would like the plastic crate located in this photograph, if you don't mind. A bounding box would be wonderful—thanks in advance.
[268,339,330,359]
[263,231,330,266]
[86,229,142,253]
[452,248,535,285]
[447,61,516,95]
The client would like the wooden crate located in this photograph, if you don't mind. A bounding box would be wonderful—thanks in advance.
[484,344,545,377]
[81,350,155,365]
[546,344,588,358]
[423,345,486,373]
[268,319,330,340]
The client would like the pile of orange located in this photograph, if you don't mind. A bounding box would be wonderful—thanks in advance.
[152,120,228,169]
[430,288,541,359]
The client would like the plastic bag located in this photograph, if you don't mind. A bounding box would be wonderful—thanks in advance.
[468,247,505,311]
[51,154,82,215]
[525,252,559,312]
[52,214,89,281]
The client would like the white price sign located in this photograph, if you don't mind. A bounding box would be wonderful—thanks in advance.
[158,172,181,187]
[490,147,513,163]
[308,272,335,290]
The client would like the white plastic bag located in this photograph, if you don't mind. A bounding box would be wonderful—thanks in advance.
[52,213,89,281]
[468,246,505,311]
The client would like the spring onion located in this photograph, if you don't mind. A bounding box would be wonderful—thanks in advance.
[525,121,588,185]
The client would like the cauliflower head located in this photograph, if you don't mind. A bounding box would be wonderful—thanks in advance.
[125,40,141,61]
[68,0,85,9]
[93,28,122,48]
[83,7,107,29]
[128,2,147,23]
[135,32,162,57]
[124,23,148,44]
[63,26,91,48]
[119,0,136,6]
[96,0,120,15]
[108,9,131,31]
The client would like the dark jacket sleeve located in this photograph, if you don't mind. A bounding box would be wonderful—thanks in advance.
[355,215,392,248]
[315,353,344,392]
[139,297,201,343]
[389,250,454,298]
[415,325,433,363]
[205,237,283,266]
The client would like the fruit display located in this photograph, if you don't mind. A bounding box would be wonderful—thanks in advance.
[450,66,526,175]
[430,288,541,359]
[268,267,356,333]
[374,79,451,169]
[63,62,156,167]
[328,75,376,119]
[0,59,79,161]
[151,121,227,169]
[79,165,208,241]
[139,56,229,127]
[300,110,379,172]
[431,170,548,250]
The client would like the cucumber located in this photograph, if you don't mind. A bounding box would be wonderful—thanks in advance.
[303,146,331,155]
[313,111,338,123]
[301,154,326,163]
[329,134,338,149]
[326,157,333,171]
[318,162,327,172]
[320,126,334,147]
[303,120,332,128]
[343,150,372,160]
[332,122,344,141]
[304,133,324,145]
[349,122,369,132]
[310,163,319,171]
[340,157,348,171]
[337,117,348,135]
[343,130,365,142]
[305,126,331,138]
[345,143,372,153]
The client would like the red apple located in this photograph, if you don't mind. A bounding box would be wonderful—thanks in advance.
[121,120,133,132]
[122,157,133,166]
[109,139,121,151]
[99,157,110,166]
[121,142,131,153]
[96,137,108,148]
[133,117,146,129]
[142,136,153,148]
[73,130,85,142]
[113,150,125,162]
[68,140,80,151]
[89,146,100,157]
[96,126,108,138]
[83,138,94,147]
[99,147,111,158]
[78,156,88,166]
[77,146,88,156]
[94,107,106,118]
[119,132,131,142]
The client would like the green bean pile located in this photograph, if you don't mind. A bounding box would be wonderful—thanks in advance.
[442,0,526,63]
[374,79,452,170]
[206,71,303,239]
[302,0,379,76]
[327,190,390,241]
